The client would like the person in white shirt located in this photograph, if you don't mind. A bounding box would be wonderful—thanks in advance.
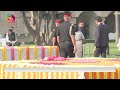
[74,21,85,58]
[75,30,85,58]
[117,38,120,49]
[111,37,120,56]
[6,29,17,46]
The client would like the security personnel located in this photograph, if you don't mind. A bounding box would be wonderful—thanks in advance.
[94,16,109,58]
[49,19,61,46]
[57,12,77,58]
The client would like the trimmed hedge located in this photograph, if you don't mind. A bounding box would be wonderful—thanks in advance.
[25,41,35,45]
[24,39,115,45]
[85,39,115,43]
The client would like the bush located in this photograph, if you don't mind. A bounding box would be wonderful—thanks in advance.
[85,39,94,43]
[15,42,21,46]
[25,41,35,45]
[109,40,115,43]
[85,39,115,43]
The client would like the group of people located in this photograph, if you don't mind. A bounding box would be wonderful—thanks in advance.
[5,12,110,58]
[49,12,110,58]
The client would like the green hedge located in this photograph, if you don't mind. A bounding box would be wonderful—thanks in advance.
[25,41,35,45]
[85,39,115,43]
[24,40,115,45]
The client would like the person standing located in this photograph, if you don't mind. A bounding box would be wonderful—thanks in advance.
[49,19,61,46]
[77,21,86,57]
[11,26,17,44]
[78,21,85,37]
[57,12,77,58]
[75,28,85,58]
[103,21,111,55]
[10,26,16,37]
[94,16,109,58]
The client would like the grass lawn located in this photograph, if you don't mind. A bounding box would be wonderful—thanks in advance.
[23,41,120,58]
[84,42,120,58]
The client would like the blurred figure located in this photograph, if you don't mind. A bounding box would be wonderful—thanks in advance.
[57,12,77,58]
[10,26,16,36]
[78,21,85,37]
[6,29,16,46]
[75,28,85,58]
[49,19,61,46]
[117,38,120,51]
[103,21,111,55]
[94,16,109,58]
[75,21,86,58]
[116,37,120,56]
[10,26,21,46]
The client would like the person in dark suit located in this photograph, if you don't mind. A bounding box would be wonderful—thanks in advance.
[103,21,111,55]
[57,12,77,58]
[94,16,109,58]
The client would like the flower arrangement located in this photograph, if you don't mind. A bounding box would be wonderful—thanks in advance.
[43,56,67,61]
[69,59,101,63]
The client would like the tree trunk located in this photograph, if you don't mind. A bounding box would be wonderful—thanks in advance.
[21,11,58,46]
[49,11,57,32]
[34,11,43,45]
[22,11,44,45]
[46,11,57,44]
[22,11,35,37]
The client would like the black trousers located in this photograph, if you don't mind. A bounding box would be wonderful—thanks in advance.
[94,46,107,58]
[6,42,15,46]
[60,41,75,58]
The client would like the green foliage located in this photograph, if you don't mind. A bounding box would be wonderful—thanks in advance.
[25,41,35,45]
[84,41,119,58]
[85,39,115,43]
[22,40,119,58]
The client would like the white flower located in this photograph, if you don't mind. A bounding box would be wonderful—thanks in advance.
[44,57,48,60]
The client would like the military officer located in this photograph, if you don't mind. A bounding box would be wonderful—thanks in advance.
[49,19,61,46]
[57,12,77,58]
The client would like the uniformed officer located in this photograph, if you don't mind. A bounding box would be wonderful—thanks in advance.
[57,12,77,58]
[48,19,61,46]
[94,16,109,58]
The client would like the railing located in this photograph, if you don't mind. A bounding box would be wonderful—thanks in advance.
[0,46,59,61]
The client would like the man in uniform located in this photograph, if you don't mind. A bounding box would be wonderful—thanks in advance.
[94,16,109,58]
[49,19,61,46]
[57,12,77,58]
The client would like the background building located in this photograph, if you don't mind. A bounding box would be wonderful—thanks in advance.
[0,11,116,42]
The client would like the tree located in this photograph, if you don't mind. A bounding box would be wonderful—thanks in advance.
[21,11,58,45]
